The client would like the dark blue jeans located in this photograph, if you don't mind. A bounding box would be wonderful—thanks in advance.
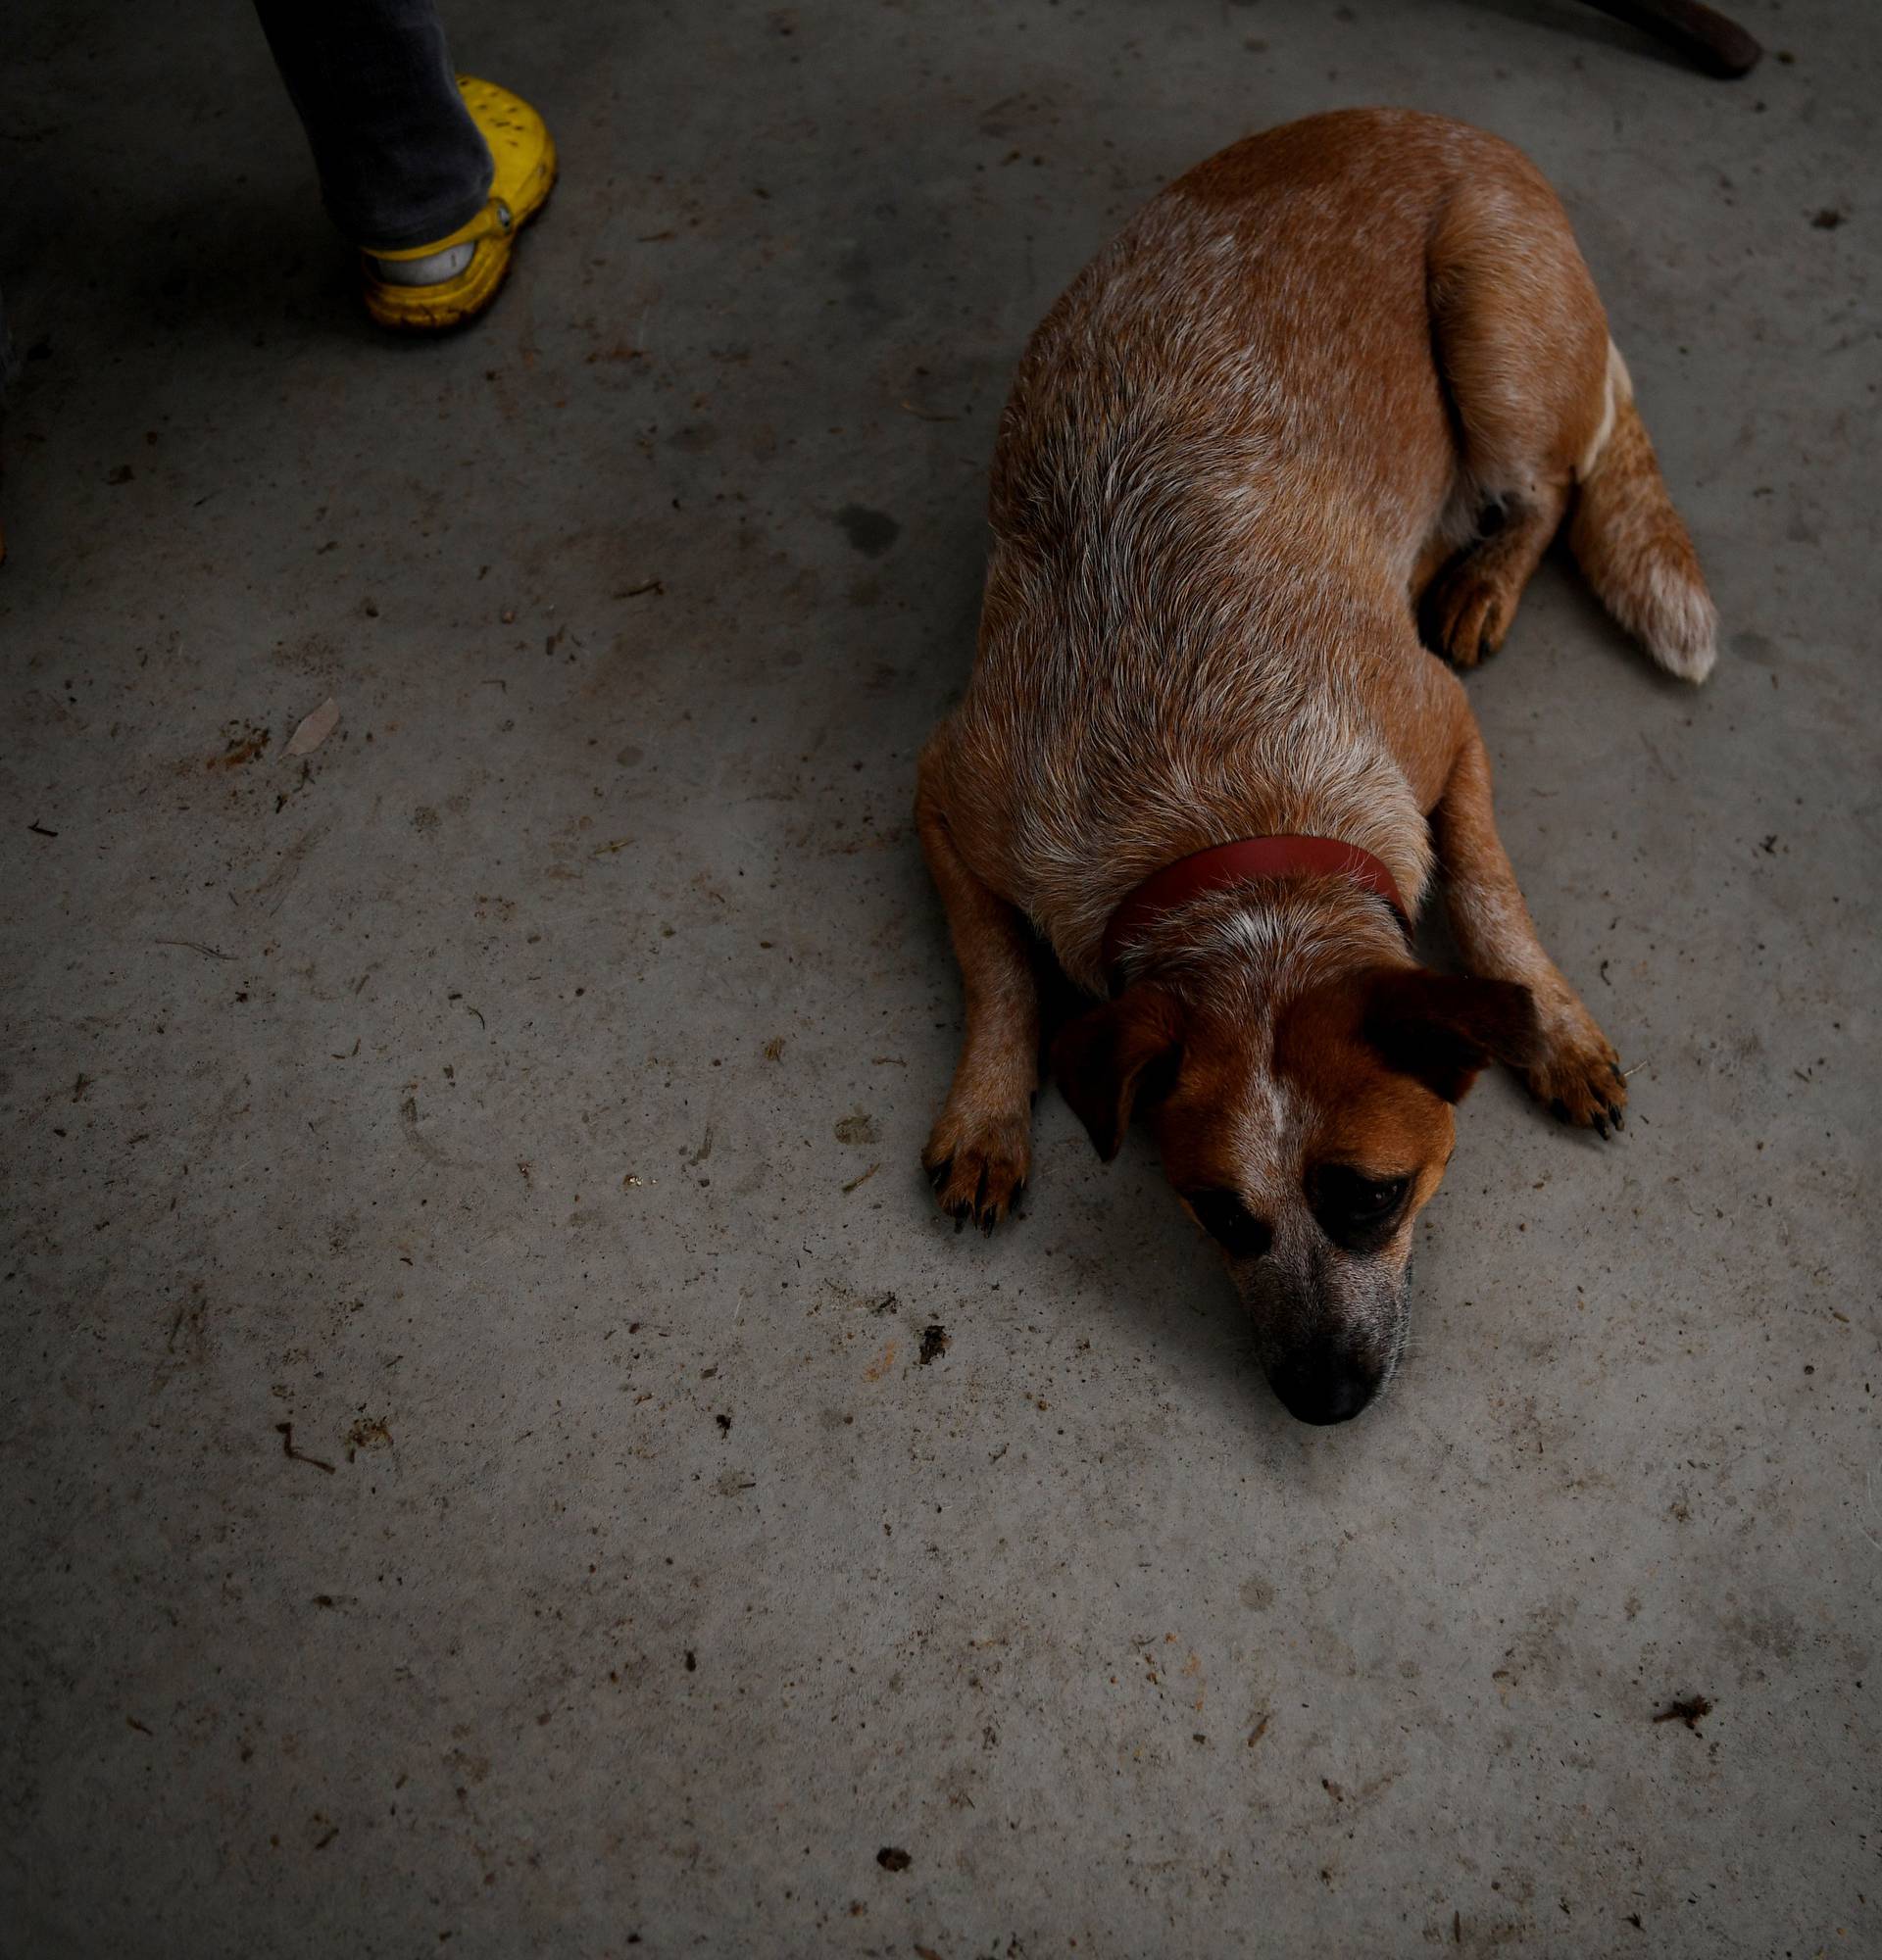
[254,0,494,251]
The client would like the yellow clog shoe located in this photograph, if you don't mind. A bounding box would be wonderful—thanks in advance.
[361,76,557,331]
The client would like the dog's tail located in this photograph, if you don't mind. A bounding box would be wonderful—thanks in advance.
[1567,343,1718,683]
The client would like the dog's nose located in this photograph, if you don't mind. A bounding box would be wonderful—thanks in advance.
[1269,1346,1381,1425]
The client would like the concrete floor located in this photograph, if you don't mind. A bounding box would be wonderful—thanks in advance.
[3,1,1876,1953]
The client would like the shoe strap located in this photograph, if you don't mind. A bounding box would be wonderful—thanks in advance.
[366,198,515,263]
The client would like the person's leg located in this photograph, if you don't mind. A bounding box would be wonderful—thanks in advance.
[253,0,491,252]
[254,1,556,330]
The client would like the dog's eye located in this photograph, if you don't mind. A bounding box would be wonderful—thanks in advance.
[1309,1166,1412,1250]
[1185,1189,1273,1260]
[1333,1168,1404,1215]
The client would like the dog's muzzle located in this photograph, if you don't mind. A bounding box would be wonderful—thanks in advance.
[1240,1240,1408,1425]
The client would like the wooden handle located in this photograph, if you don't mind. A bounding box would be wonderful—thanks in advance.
[1580,0,1763,77]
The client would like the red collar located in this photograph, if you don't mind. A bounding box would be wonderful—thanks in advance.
[1102,834,1412,981]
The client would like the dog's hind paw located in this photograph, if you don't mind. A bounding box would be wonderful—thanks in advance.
[1523,1009,1627,1140]
[923,1110,1031,1233]
[1422,553,1515,668]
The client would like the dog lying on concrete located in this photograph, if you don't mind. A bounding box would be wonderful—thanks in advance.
[916,109,1715,1424]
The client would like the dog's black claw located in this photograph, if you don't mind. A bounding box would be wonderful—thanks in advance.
[926,1157,952,1192]
[1605,1102,1625,1132]
[1609,1062,1628,1089]
[1593,1115,1610,1140]
[1550,1098,1570,1125]
[979,1213,998,1238]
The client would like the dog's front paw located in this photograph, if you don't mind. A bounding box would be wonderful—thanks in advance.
[922,1108,1031,1233]
[1522,1004,1627,1139]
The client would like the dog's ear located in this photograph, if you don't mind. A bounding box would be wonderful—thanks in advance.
[1051,984,1187,1161]
[1362,968,1540,1103]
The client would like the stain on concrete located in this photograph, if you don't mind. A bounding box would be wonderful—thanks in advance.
[834,505,900,557]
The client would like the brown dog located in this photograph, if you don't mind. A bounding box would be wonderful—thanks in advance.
[916,109,1716,1424]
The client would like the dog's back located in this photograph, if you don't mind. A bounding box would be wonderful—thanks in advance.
[992,109,1490,587]
[927,108,1708,989]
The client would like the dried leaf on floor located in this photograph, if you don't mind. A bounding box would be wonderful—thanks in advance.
[282,697,340,758]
